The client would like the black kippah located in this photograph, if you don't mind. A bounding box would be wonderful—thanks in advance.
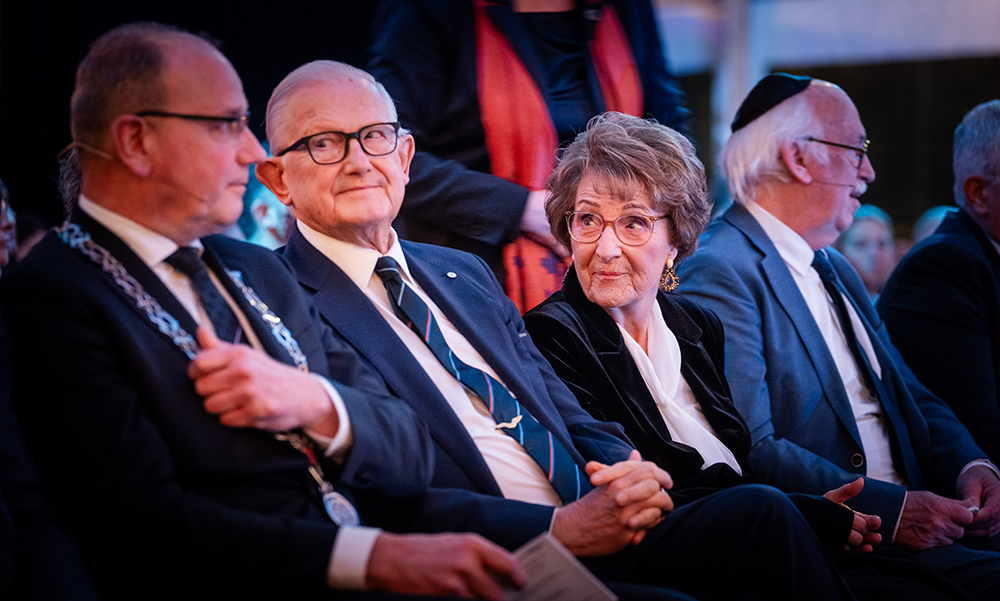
[730,73,813,132]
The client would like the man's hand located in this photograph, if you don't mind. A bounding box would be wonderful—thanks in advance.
[366,532,525,600]
[551,450,673,557]
[188,327,339,436]
[824,478,882,552]
[894,490,976,552]
[520,190,569,258]
[957,464,1000,538]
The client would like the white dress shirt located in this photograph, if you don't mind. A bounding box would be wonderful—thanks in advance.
[78,198,375,590]
[618,301,742,474]
[298,220,564,508]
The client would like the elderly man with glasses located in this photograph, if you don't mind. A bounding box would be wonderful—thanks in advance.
[679,73,1000,597]
[256,59,866,601]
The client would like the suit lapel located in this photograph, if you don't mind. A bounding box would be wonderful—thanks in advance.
[725,204,864,447]
[283,229,502,494]
[71,210,200,359]
[200,239,296,367]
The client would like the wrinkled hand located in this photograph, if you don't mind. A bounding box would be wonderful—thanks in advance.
[824,478,882,552]
[957,464,1000,539]
[189,327,338,436]
[551,450,673,557]
[894,490,976,552]
[366,532,525,600]
[520,189,569,258]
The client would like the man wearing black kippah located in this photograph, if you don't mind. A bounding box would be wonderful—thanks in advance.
[680,73,1000,598]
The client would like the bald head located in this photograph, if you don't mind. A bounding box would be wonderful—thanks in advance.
[70,22,221,149]
[266,60,397,153]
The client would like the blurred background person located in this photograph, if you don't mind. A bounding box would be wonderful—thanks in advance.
[832,204,896,300]
[912,205,959,244]
[369,0,688,312]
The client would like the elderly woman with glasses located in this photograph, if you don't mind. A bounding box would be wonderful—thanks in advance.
[524,112,880,553]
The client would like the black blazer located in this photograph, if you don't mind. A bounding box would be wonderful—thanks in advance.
[525,267,852,544]
[1,211,434,599]
[878,209,1000,462]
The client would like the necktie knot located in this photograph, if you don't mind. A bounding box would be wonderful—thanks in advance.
[165,246,206,279]
[811,250,838,285]
[374,255,402,286]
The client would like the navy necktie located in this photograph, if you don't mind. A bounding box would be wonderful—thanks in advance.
[165,247,243,345]
[812,250,924,489]
[374,256,589,503]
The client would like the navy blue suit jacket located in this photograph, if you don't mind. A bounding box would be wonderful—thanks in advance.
[878,209,1000,463]
[281,226,634,549]
[678,202,986,536]
[1,211,434,599]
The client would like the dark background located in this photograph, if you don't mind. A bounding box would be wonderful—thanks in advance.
[3,2,998,237]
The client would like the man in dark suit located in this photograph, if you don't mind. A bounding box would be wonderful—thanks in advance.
[878,100,1000,463]
[679,74,1000,597]
[258,59,861,601]
[1,22,529,601]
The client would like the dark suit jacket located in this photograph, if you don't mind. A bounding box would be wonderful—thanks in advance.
[878,209,1000,462]
[523,266,749,502]
[368,0,688,274]
[678,202,986,537]
[281,226,635,549]
[0,211,434,599]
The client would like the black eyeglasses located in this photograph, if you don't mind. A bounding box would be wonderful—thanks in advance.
[276,122,402,165]
[565,211,668,246]
[136,110,251,135]
[805,136,870,169]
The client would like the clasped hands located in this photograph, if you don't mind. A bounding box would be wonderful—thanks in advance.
[895,464,1000,552]
[187,327,340,437]
[551,449,674,557]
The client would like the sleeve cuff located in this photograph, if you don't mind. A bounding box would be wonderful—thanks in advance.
[327,526,382,589]
[958,459,1000,487]
[305,375,354,460]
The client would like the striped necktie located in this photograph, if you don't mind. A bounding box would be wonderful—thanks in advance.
[374,256,589,503]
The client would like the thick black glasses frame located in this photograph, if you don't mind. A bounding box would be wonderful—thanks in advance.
[275,122,401,165]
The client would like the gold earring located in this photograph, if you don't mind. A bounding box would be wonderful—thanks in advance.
[660,259,678,292]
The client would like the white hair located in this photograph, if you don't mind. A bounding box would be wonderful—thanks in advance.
[720,82,828,203]
[953,99,1000,208]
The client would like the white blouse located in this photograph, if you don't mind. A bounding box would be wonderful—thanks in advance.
[616,302,742,475]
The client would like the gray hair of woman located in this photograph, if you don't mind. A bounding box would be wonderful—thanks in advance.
[545,112,711,262]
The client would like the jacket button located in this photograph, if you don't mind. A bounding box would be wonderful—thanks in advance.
[358,471,373,484]
[851,453,865,468]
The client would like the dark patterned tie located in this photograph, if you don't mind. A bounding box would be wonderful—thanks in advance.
[165,247,243,345]
[374,256,589,503]
[812,250,924,488]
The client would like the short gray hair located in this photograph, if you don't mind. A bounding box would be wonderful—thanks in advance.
[266,60,397,152]
[953,99,1000,207]
[70,22,210,148]
[720,81,827,203]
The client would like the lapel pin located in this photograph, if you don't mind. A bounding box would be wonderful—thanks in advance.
[446,271,457,279]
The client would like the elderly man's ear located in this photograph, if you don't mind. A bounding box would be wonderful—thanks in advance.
[255,159,294,208]
[963,175,991,219]
[778,138,813,185]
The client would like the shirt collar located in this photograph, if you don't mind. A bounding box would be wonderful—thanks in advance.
[741,199,816,277]
[296,220,412,287]
[78,195,198,268]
